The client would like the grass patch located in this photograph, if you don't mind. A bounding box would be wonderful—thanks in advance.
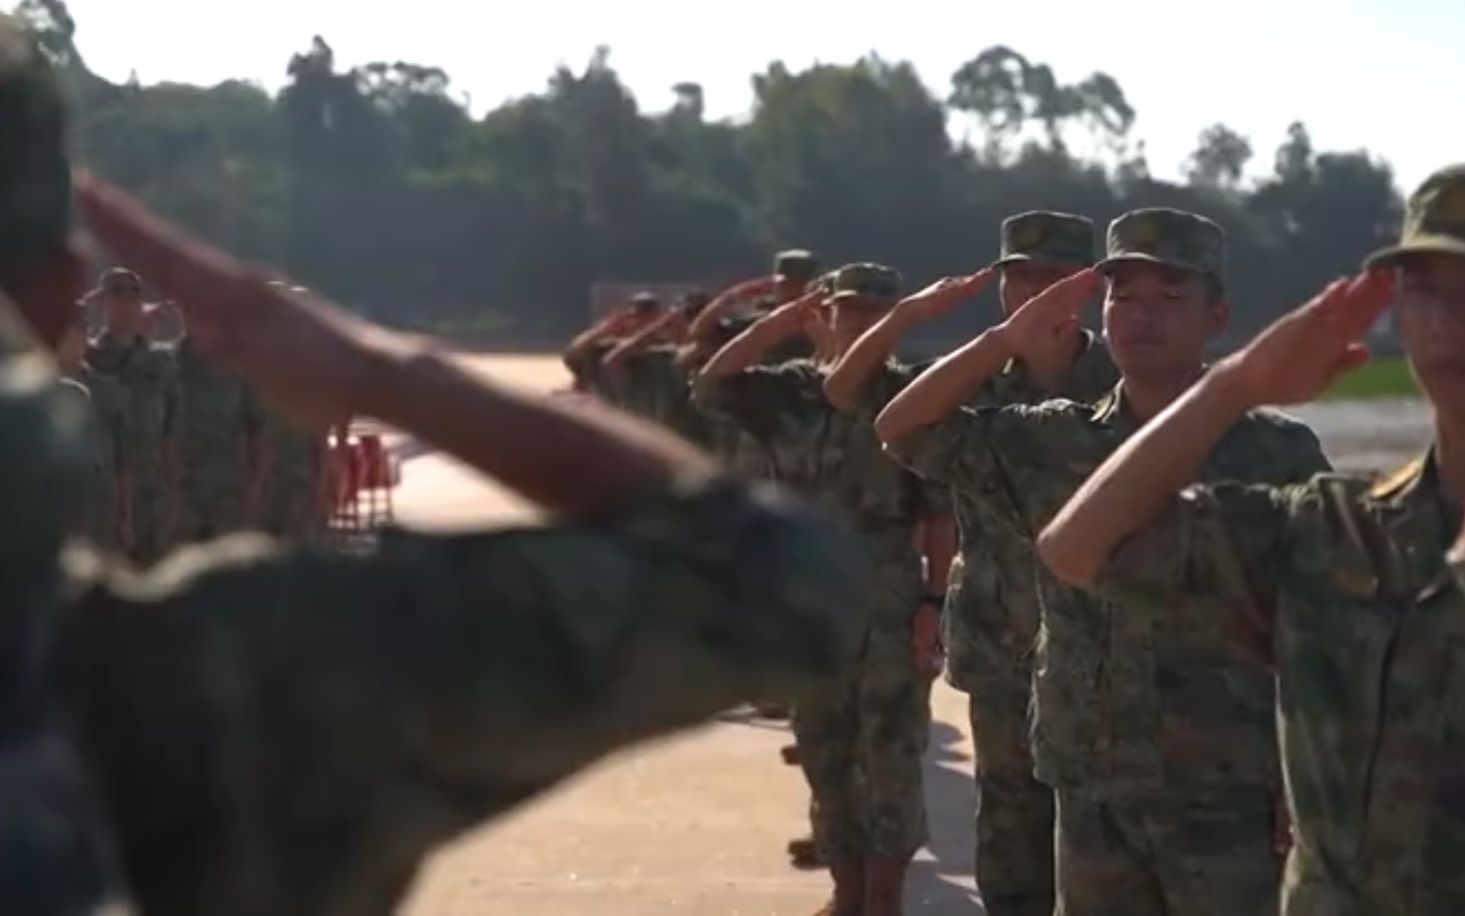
[1323,355,1418,400]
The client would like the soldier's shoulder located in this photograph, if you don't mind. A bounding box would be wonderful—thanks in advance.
[1239,404,1318,439]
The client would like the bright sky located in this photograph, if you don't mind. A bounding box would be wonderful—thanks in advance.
[58,0,1464,193]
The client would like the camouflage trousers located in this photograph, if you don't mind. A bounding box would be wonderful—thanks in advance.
[1054,787,1280,916]
[968,684,1055,916]
[792,626,933,862]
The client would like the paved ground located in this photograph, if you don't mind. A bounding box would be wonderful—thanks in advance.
[389,354,1433,915]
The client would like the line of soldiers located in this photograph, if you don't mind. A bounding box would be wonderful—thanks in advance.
[5,12,1465,916]
[563,163,1465,916]
[55,266,333,562]
[0,17,867,916]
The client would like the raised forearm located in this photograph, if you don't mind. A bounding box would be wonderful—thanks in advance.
[874,328,1013,443]
[824,305,924,412]
[360,343,711,518]
[604,313,683,370]
[694,315,796,394]
[1037,368,1252,586]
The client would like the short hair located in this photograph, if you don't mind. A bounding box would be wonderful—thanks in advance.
[0,14,71,298]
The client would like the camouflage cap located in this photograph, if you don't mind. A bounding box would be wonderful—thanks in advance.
[630,291,661,311]
[1365,164,1465,268]
[1097,208,1226,281]
[830,262,902,305]
[773,249,820,285]
[678,290,710,316]
[993,211,1095,268]
[0,15,70,293]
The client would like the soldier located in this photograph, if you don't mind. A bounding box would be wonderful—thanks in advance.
[602,290,714,442]
[170,331,256,544]
[0,17,868,912]
[562,290,662,404]
[78,266,178,563]
[1038,166,1465,916]
[876,209,1332,915]
[695,263,954,916]
[825,212,1115,916]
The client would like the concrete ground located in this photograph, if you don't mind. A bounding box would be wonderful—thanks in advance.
[388,354,1432,915]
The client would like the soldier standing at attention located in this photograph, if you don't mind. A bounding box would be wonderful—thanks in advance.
[876,210,1331,915]
[1040,165,1465,916]
[562,290,663,404]
[602,290,715,442]
[0,17,869,911]
[171,328,257,544]
[79,266,177,563]
[695,263,953,916]
[826,212,1115,916]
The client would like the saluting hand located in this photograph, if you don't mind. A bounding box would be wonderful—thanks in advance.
[993,268,1100,357]
[1215,270,1394,408]
[897,269,994,322]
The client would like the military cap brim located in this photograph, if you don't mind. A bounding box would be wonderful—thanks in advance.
[990,251,1092,270]
[1094,252,1214,277]
[1364,233,1465,269]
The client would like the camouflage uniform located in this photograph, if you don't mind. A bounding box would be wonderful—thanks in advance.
[619,343,712,446]
[171,339,256,544]
[250,393,326,542]
[888,212,1331,916]
[945,211,1117,916]
[1089,168,1465,916]
[697,264,942,863]
[81,330,177,564]
[1,17,858,913]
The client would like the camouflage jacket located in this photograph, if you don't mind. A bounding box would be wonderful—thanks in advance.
[618,344,710,445]
[696,358,945,631]
[172,341,255,540]
[80,332,176,481]
[49,475,861,916]
[942,332,1118,692]
[1095,451,1465,914]
[888,383,1328,796]
[1,300,130,915]
[564,341,624,406]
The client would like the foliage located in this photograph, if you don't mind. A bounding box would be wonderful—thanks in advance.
[16,1,1406,342]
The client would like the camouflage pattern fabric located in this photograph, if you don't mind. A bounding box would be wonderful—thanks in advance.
[697,358,943,860]
[1094,451,1465,916]
[81,332,177,564]
[1054,787,1280,916]
[992,211,1096,268]
[565,340,625,406]
[250,392,325,542]
[887,382,1327,908]
[171,340,254,544]
[940,332,1116,916]
[1096,208,1226,280]
[0,293,131,914]
[49,474,863,916]
[618,345,711,446]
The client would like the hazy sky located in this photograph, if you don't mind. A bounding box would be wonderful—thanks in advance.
[59,0,1464,192]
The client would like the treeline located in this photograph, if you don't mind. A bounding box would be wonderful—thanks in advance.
[18,0,1402,344]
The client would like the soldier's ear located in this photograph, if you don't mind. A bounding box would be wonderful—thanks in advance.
[1207,297,1230,337]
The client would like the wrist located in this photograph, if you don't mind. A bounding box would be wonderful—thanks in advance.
[984,322,1022,360]
[1202,359,1264,415]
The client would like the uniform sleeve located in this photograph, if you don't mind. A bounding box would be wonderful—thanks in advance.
[1094,480,1297,632]
[884,400,1080,494]
[694,362,812,441]
[52,475,865,863]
